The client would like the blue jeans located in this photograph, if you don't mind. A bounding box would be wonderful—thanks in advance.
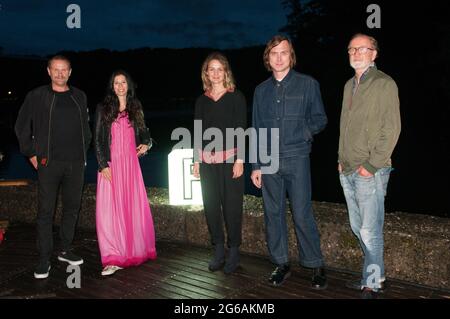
[261,156,324,268]
[339,167,392,289]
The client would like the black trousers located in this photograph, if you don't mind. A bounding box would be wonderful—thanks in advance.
[37,160,85,261]
[199,163,244,248]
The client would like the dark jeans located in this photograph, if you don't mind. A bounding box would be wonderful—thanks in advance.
[37,160,85,261]
[261,155,324,268]
[199,163,244,248]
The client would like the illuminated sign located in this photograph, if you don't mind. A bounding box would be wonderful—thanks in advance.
[168,149,203,205]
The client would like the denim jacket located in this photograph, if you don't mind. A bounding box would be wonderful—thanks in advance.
[251,69,327,170]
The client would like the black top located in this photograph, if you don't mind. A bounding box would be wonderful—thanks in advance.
[94,103,152,171]
[14,85,91,163]
[50,90,84,161]
[194,89,247,161]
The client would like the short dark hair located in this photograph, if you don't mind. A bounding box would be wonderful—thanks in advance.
[47,55,71,68]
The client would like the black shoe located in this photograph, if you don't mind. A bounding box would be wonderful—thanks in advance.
[224,247,240,274]
[345,279,386,292]
[208,244,225,271]
[268,265,291,286]
[34,260,51,279]
[58,251,84,266]
[361,287,379,299]
[311,267,328,290]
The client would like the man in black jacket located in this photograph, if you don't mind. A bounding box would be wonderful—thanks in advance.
[15,55,92,279]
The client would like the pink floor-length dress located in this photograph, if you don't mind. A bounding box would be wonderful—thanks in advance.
[96,113,157,267]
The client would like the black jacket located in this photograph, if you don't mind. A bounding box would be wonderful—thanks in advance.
[94,104,152,171]
[14,85,92,165]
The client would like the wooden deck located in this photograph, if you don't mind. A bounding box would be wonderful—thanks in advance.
[0,224,449,300]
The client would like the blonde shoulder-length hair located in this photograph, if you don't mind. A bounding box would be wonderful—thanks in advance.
[201,52,236,91]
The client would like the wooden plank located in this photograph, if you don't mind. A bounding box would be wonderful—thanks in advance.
[0,179,31,187]
[155,254,267,294]
[0,225,447,299]
[134,262,225,299]
[112,264,199,299]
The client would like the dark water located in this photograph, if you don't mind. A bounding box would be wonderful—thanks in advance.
[1,110,449,218]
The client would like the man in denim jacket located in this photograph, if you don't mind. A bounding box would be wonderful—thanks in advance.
[251,35,328,289]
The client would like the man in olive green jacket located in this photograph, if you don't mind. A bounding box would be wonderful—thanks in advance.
[338,34,401,299]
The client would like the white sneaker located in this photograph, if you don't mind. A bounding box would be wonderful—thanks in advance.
[101,265,123,276]
[34,263,51,279]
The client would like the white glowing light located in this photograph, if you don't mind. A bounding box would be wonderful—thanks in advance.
[168,149,203,206]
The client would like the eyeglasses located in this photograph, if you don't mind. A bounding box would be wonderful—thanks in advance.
[347,47,375,55]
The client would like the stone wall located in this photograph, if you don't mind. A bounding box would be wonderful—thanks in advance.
[0,183,449,289]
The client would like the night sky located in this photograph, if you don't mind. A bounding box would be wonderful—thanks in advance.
[1,1,449,217]
[0,0,288,55]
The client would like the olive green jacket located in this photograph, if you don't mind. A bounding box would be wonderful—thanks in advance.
[338,66,401,175]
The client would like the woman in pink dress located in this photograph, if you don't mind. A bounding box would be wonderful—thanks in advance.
[95,70,157,276]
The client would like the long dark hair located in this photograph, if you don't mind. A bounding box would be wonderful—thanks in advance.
[100,70,145,129]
